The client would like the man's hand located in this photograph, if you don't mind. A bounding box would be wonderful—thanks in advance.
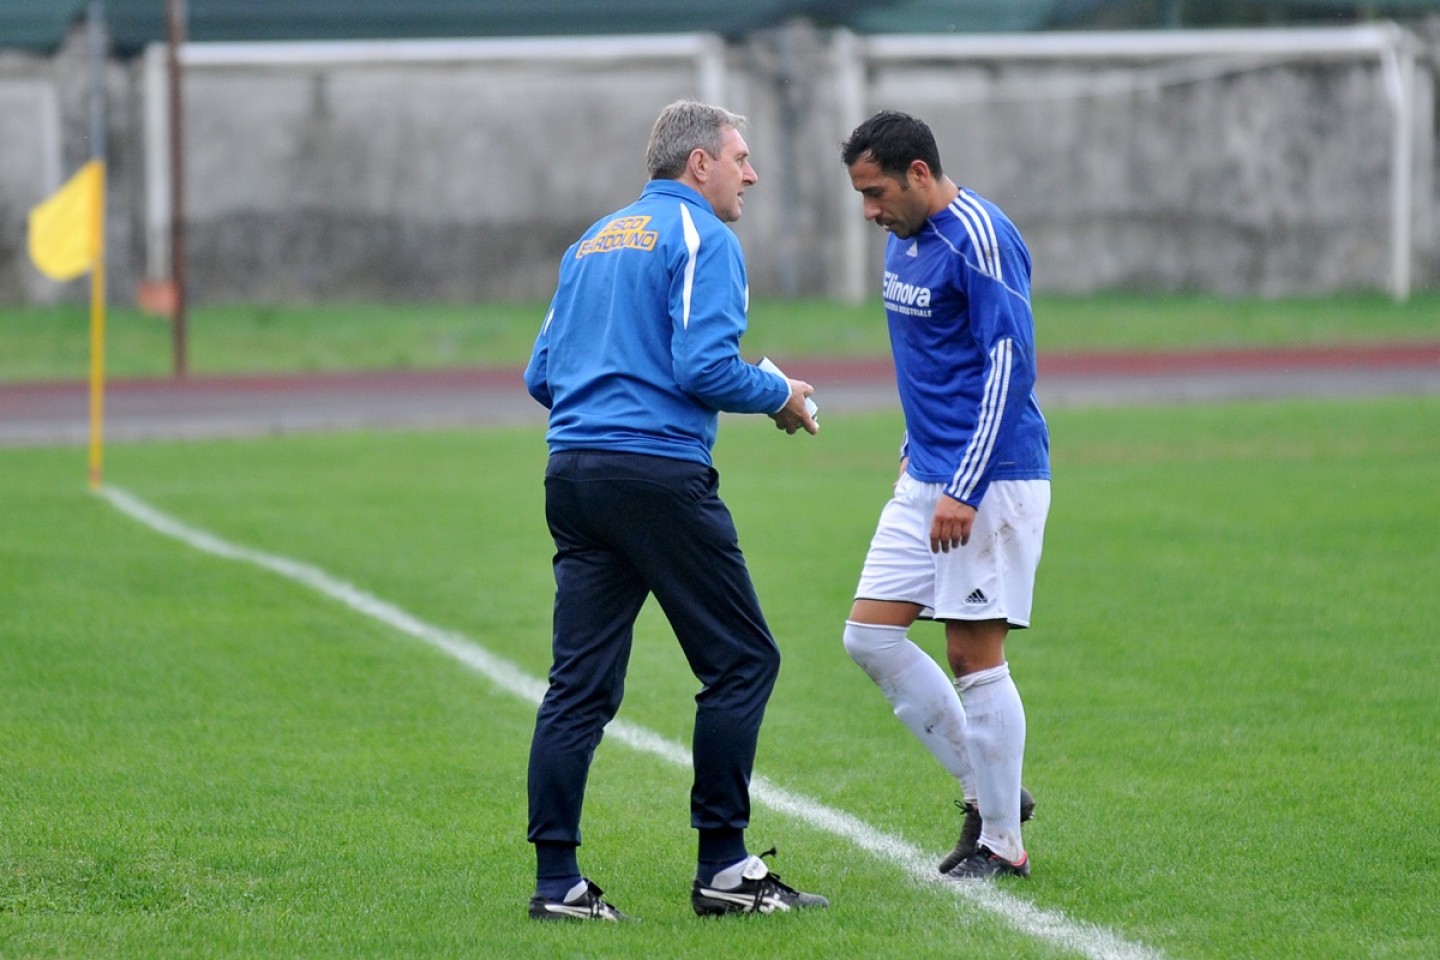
[771,378,819,435]
[930,496,976,553]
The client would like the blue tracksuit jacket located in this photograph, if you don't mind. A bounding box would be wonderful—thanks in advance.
[525,180,789,465]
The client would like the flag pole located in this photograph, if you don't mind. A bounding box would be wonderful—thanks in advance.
[88,172,107,491]
[86,1,108,491]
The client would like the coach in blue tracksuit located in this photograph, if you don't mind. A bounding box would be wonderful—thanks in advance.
[522,100,825,922]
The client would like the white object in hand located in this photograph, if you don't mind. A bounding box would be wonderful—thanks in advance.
[759,357,818,419]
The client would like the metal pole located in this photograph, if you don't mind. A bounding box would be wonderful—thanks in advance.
[167,0,188,378]
[87,1,108,490]
[832,29,868,303]
[1381,36,1414,303]
[776,25,801,298]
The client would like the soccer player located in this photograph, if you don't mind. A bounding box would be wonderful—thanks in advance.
[523,100,827,920]
[839,111,1051,879]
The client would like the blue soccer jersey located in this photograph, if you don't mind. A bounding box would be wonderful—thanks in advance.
[882,188,1050,507]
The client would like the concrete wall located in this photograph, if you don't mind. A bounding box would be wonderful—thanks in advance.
[180,61,695,302]
[2,19,1436,306]
[875,61,1419,296]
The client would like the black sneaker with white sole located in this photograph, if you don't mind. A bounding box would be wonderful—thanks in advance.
[691,848,829,916]
[945,844,1031,880]
[936,787,1036,874]
[528,879,630,921]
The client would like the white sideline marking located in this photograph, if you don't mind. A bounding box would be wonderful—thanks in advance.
[102,485,1167,960]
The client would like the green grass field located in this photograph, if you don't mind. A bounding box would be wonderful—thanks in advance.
[4,397,1438,959]
[4,291,1439,381]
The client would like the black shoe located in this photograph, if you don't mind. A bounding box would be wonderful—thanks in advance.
[937,787,1036,874]
[945,844,1031,880]
[528,879,630,921]
[691,848,829,916]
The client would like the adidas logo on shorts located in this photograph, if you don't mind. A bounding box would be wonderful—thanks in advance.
[965,589,988,605]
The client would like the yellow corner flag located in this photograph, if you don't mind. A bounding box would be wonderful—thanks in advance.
[28,158,109,489]
[28,159,105,281]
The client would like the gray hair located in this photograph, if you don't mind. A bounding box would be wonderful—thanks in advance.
[645,100,746,180]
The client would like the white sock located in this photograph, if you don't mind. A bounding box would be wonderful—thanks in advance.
[709,853,764,890]
[843,621,975,792]
[955,662,1026,862]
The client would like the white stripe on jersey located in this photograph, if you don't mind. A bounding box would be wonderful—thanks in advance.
[925,220,1032,308]
[943,209,985,277]
[949,338,1013,501]
[950,191,1003,282]
[679,203,701,328]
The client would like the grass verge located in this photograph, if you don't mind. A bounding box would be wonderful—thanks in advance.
[3,291,1437,382]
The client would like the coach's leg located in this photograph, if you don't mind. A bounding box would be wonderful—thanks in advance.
[528,460,648,890]
[631,464,780,871]
[948,619,1026,862]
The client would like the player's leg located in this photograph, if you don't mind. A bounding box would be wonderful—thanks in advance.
[934,479,1049,878]
[844,603,977,787]
[946,618,1027,867]
[845,475,978,794]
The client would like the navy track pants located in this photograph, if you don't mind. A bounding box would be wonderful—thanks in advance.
[527,450,781,847]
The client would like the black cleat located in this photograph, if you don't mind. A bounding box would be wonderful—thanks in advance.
[691,848,829,916]
[945,844,1031,880]
[937,787,1035,874]
[528,879,630,921]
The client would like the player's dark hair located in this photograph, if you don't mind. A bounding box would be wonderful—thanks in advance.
[840,110,944,179]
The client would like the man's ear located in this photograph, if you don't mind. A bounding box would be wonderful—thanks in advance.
[687,147,711,183]
[907,159,933,189]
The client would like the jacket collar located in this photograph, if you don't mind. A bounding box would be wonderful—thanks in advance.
[641,178,713,217]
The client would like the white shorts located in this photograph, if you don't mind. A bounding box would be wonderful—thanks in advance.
[854,475,1050,626]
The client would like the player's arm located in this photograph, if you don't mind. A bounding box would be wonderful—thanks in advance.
[930,496,978,553]
[934,239,1037,551]
[934,328,1035,552]
[932,335,1032,552]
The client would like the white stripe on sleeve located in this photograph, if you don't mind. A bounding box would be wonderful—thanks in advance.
[949,339,1013,501]
[679,203,701,329]
[951,192,1003,282]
